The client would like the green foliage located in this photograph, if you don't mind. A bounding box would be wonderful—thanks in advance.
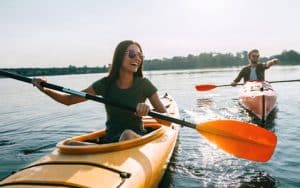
[144,50,300,70]
[1,50,299,76]
[0,66,108,77]
[274,50,300,65]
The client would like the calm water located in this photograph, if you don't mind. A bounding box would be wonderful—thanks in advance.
[1,66,300,187]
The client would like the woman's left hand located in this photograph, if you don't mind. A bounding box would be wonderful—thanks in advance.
[136,103,150,117]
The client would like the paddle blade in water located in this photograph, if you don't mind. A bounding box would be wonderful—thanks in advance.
[195,84,217,91]
[196,120,277,162]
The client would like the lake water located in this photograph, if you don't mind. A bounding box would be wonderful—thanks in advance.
[1,66,300,187]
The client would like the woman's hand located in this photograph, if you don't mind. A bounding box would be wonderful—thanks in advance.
[135,103,150,117]
[32,78,47,92]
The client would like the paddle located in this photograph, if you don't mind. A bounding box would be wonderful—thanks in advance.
[0,70,277,162]
[195,79,300,91]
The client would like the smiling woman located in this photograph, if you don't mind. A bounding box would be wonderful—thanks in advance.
[31,40,167,143]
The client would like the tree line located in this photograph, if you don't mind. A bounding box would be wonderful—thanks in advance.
[144,50,300,70]
[0,65,109,77]
[1,50,299,77]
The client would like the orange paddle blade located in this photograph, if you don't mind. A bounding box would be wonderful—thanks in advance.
[195,84,217,91]
[196,120,277,162]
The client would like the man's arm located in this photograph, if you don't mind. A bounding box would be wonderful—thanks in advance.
[231,68,245,86]
[266,58,279,69]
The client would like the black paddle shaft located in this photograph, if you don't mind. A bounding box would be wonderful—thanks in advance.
[0,70,196,129]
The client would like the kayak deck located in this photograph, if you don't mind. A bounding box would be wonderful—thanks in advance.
[0,94,180,188]
[239,81,277,121]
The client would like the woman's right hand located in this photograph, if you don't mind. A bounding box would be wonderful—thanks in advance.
[135,103,150,117]
[32,78,47,92]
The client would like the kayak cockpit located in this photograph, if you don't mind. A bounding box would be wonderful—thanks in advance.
[57,121,166,154]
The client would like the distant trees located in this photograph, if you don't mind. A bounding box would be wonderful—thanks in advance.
[1,50,299,77]
[274,50,300,65]
[144,52,247,70]
[143,50,300,70]
[0,65,108,77]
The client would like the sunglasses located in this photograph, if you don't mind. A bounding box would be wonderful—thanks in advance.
[125,49,144,59]
[251,54,260,58]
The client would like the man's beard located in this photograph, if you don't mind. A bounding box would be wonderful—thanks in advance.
[250,60,258,64]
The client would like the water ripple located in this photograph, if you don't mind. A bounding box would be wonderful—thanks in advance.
[2,69,300,187]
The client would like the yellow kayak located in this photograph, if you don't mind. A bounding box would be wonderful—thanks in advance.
[0,94,180,188]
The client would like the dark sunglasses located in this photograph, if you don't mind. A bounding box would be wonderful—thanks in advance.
[251,54,259,58]
[126,49,144,59]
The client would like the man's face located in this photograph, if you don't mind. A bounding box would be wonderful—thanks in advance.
[249,52,260,64]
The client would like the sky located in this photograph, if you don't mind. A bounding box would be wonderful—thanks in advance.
[0,0,299,68]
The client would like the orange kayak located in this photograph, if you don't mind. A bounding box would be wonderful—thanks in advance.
[239,81,277,121]
[0,94,180,188]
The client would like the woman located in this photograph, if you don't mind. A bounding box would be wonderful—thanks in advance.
[32,40,166,143]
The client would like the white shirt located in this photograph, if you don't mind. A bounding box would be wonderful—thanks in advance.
[249,67,258,81]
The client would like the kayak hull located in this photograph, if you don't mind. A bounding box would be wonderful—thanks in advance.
[239,81,277,121]
[0,94,180,188]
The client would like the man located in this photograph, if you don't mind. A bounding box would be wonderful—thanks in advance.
[231,49,279,86]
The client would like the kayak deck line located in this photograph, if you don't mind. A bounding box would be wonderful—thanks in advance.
[0,180,126,188]
[0,161,131,188]
[262,93,266,123]
[0,181,83,188]
[11,161,131,179]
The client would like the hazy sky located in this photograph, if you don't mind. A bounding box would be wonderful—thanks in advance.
[1,0,299,68]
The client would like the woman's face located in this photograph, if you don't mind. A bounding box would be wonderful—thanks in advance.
[121,44,144,73]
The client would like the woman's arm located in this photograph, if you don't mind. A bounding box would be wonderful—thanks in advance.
[135,92,167,117]
[148,93,171,125]
[32,78,96,106]
[148,92,167,113]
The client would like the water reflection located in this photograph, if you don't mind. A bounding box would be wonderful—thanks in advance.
[239,105,278,131]
[196,97,214,108]
[186,91,278,187]
[2,67,300,187]
[233,170,277,188]
[158,139,180,188]
[0,140,15,146]
[21,143,56,155]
